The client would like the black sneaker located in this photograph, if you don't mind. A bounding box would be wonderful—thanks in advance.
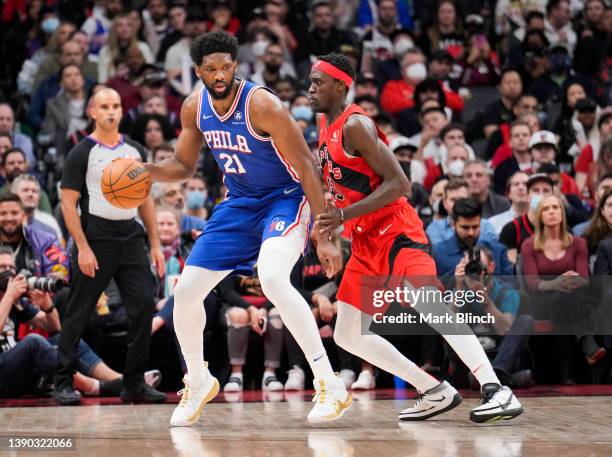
[53,384,82,406]
[120,382,167,403]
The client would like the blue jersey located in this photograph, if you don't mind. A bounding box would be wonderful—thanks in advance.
[196,79,301,198]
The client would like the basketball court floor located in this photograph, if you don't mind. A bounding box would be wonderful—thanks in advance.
[0,387,611,456]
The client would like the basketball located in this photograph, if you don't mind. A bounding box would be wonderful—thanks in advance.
[100,157,151,209]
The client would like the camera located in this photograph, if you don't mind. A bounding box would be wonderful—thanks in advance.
[18,269,65,293]
[464,248,486,281]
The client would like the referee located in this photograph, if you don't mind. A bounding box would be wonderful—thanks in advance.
[53,88,166,405]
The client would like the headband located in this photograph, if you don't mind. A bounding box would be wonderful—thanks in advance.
[313,60,353,88]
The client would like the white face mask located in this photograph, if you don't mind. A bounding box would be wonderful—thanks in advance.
[530,193,542,210]
[447,159,465,176]
[252,40,269,57]
[405,62,427,82]
[394,38,413,57]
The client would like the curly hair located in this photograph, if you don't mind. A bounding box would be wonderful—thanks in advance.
[190,30,238,66]
[316,53,356,82]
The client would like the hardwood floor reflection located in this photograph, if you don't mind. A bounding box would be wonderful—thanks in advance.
[0,394,611,456]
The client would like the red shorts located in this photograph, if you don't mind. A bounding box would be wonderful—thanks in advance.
[336,202,441,314]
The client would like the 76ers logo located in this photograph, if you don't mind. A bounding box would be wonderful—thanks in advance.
[268,217,286,232]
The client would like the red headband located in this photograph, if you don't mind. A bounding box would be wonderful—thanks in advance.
[313,60,353,88]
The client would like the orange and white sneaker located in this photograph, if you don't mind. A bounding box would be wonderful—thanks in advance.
[170,362,220,427]
[307,375,353,423]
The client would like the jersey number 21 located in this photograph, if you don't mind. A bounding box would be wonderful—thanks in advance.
[219,153,246,174]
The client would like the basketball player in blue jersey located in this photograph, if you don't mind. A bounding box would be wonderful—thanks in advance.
[145,31,352,427]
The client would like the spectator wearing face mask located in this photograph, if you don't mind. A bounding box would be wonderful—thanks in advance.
[290,95,314,132]
[184,175,212,222]
[380,49,427,115]
[151,182,206,234]
[499,173,554,263]
[528,44,592,112]
[423,123,474,191]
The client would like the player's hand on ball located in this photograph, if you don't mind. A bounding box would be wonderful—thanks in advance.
[79,245,99,278]
[316,206,343,234]
[316,238,342,278]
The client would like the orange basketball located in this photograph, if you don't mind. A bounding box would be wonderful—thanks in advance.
[101,158,151,209]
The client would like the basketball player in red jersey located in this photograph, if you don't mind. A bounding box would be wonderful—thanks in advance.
[309,53,523,423]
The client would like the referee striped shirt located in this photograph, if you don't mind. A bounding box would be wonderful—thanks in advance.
[61,136,147,221]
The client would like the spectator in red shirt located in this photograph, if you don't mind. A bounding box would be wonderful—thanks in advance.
[575,107,612,200]
[206,1,241,36]
[380,48,427,114]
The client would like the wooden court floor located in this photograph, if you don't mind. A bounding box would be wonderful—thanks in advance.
[0,393,611,456]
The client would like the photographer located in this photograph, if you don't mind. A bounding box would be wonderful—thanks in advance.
[0,247,160,398]
[451,247,534,388]
[432,197,513,276]
[0,193,68,280]
[0,246,60,396]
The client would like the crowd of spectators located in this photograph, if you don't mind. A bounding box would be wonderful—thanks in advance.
[0,0,611,397]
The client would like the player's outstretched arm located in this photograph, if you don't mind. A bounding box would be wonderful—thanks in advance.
[250,89,341,277]
[318,115,410,233]
[144,92,203,182]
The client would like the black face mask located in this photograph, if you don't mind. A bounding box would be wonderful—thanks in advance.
[0,270,15,292]
[264,62,281,73]
[399,161,411,178]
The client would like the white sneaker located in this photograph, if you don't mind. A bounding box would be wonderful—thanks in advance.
[398,381,463,421]
[469,383,523,423]
[223,373,243,392]
[170,363,220,427]
[351,370,375,390]
[284,365,305,391]
[307,375,353,423]
[338,369,356,389]
[262,372,283,391]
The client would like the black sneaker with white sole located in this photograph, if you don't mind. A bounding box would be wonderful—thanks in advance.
[398,381,463,421]
[469,383,523,423]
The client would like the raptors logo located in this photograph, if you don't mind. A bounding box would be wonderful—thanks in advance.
[319,143,345,202]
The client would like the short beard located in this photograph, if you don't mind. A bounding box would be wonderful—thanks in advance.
[0,225,21,238]
[206,77,236,100]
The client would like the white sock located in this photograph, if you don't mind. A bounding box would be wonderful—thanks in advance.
[173,266,231,388]
[258,237,335,381]
[409,285,501,388]
[444,335,500,386]
[229,372,243,381]
[335,301,440,392]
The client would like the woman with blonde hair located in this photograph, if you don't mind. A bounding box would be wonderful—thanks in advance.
[522,195,605,382]
[97,12,154,83]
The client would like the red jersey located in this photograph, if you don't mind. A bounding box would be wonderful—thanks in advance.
[319,104,387,208]
[318,105,437,313]
[318,104,428,242]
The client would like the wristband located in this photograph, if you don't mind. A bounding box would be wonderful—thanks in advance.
[43,304,55,314]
